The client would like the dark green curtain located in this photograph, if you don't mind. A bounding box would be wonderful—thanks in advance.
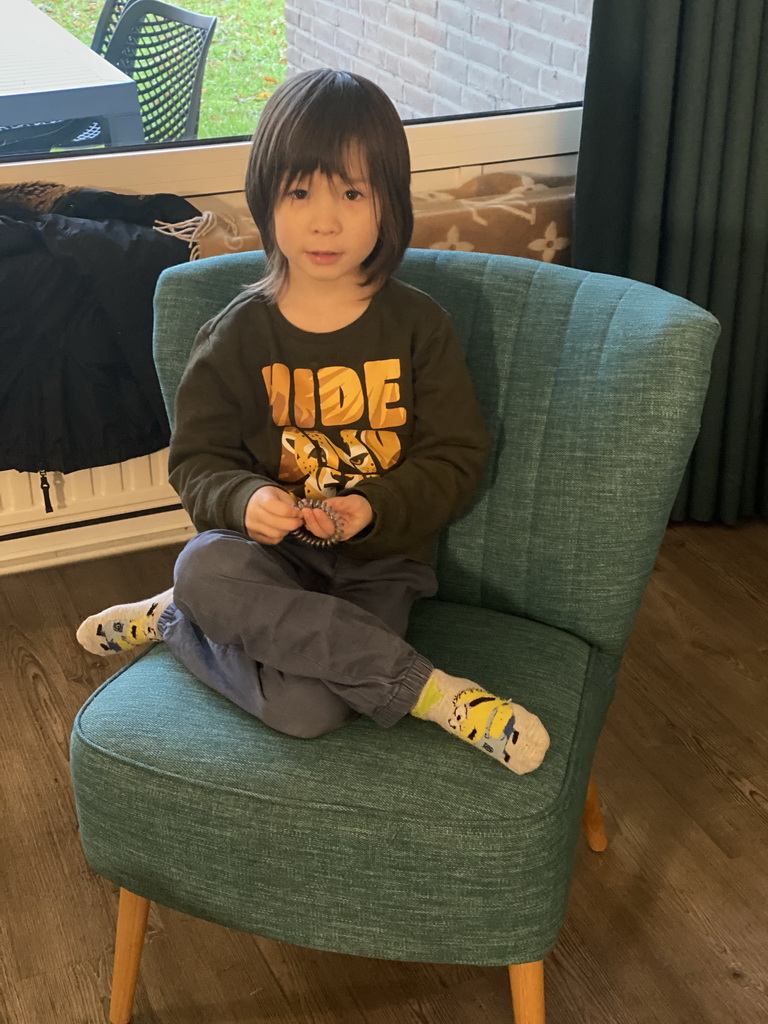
[572,0,768,522]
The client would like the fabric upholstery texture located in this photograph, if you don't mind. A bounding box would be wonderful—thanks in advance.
[71,249,719,967]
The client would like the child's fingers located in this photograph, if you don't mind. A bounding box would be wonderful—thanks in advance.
[246,507,301,544]
[262,496,302,520]
[322,496,372,539]
[301,506,340,539]
[248,520,296,544]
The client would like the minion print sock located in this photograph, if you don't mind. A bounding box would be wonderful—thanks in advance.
[76,587,174,656]
[410,668,550,775]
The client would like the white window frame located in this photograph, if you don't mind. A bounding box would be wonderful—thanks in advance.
[0,106,581,195]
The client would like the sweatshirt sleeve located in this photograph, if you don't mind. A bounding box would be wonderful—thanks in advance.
[168,325,275,534]
[342,312,489,561]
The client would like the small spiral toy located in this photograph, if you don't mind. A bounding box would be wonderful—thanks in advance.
[291,498,345,547]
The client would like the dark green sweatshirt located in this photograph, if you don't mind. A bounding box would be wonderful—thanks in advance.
[169,277,489,564]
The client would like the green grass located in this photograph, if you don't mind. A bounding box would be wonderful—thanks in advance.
[32,0,287,140]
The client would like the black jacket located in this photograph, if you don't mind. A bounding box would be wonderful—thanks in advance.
[0,188,197,474]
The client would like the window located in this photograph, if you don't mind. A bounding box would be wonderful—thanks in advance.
[0,0,592,162]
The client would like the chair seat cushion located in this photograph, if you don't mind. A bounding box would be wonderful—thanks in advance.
[71,598,616,965]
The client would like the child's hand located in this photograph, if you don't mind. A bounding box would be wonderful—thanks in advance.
[245,486,302,545]
[300,494,373,542]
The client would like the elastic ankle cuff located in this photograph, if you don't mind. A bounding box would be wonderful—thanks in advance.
[373,652,434,728]
[157,604,177,638]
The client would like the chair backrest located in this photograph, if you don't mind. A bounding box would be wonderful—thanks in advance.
[103,0,217,142]
[153,249,719,657]
[91,0,138,56]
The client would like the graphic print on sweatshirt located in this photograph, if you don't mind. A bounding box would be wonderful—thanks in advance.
[262,359,405,498]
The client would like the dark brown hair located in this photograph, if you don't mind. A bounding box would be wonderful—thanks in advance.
[245,69,413,300]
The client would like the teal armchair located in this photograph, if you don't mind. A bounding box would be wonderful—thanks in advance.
[70,250,719,1023]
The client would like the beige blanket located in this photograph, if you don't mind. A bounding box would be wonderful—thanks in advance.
[411,171,574,264]
[153,170,575,265]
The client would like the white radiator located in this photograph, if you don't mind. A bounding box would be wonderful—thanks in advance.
[0,450,194,575]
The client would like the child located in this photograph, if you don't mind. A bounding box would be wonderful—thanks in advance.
[76,70,550,775]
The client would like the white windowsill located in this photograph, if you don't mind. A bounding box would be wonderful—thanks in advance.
[0,106,581,196]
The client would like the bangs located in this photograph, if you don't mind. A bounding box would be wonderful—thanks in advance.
[274,96,379,192]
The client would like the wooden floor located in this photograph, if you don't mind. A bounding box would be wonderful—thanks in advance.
[1,521,767,1024]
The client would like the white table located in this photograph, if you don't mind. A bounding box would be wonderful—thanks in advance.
[0,0,144,146]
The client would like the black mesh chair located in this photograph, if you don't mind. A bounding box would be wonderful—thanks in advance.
[0,1,216,156]
[91,0,139,56]
[103,0,217,143]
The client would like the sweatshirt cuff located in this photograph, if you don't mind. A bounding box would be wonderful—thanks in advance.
[341,483,391,542]
[340,480,407,554]
[224,477,275,534]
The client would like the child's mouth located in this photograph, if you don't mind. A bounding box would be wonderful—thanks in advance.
[307,251,342,264]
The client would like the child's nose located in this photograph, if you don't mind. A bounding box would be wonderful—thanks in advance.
[310,195,341,233]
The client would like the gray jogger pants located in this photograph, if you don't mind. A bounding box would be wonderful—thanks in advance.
[158,529,437,738]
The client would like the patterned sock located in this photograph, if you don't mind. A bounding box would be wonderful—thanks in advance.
[76,588,174,656]
[410,668,550,775]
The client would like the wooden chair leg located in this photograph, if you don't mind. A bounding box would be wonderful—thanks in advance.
[508,960,545,1024]
[582,773,608,851]
[109,888,151,1024]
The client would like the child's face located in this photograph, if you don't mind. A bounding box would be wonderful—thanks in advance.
[273,148,380,294]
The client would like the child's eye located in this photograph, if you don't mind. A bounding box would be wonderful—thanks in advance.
[344,189,364,201]
[289,188,308,200]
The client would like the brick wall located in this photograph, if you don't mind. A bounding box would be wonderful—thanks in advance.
[285,0,593,119]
